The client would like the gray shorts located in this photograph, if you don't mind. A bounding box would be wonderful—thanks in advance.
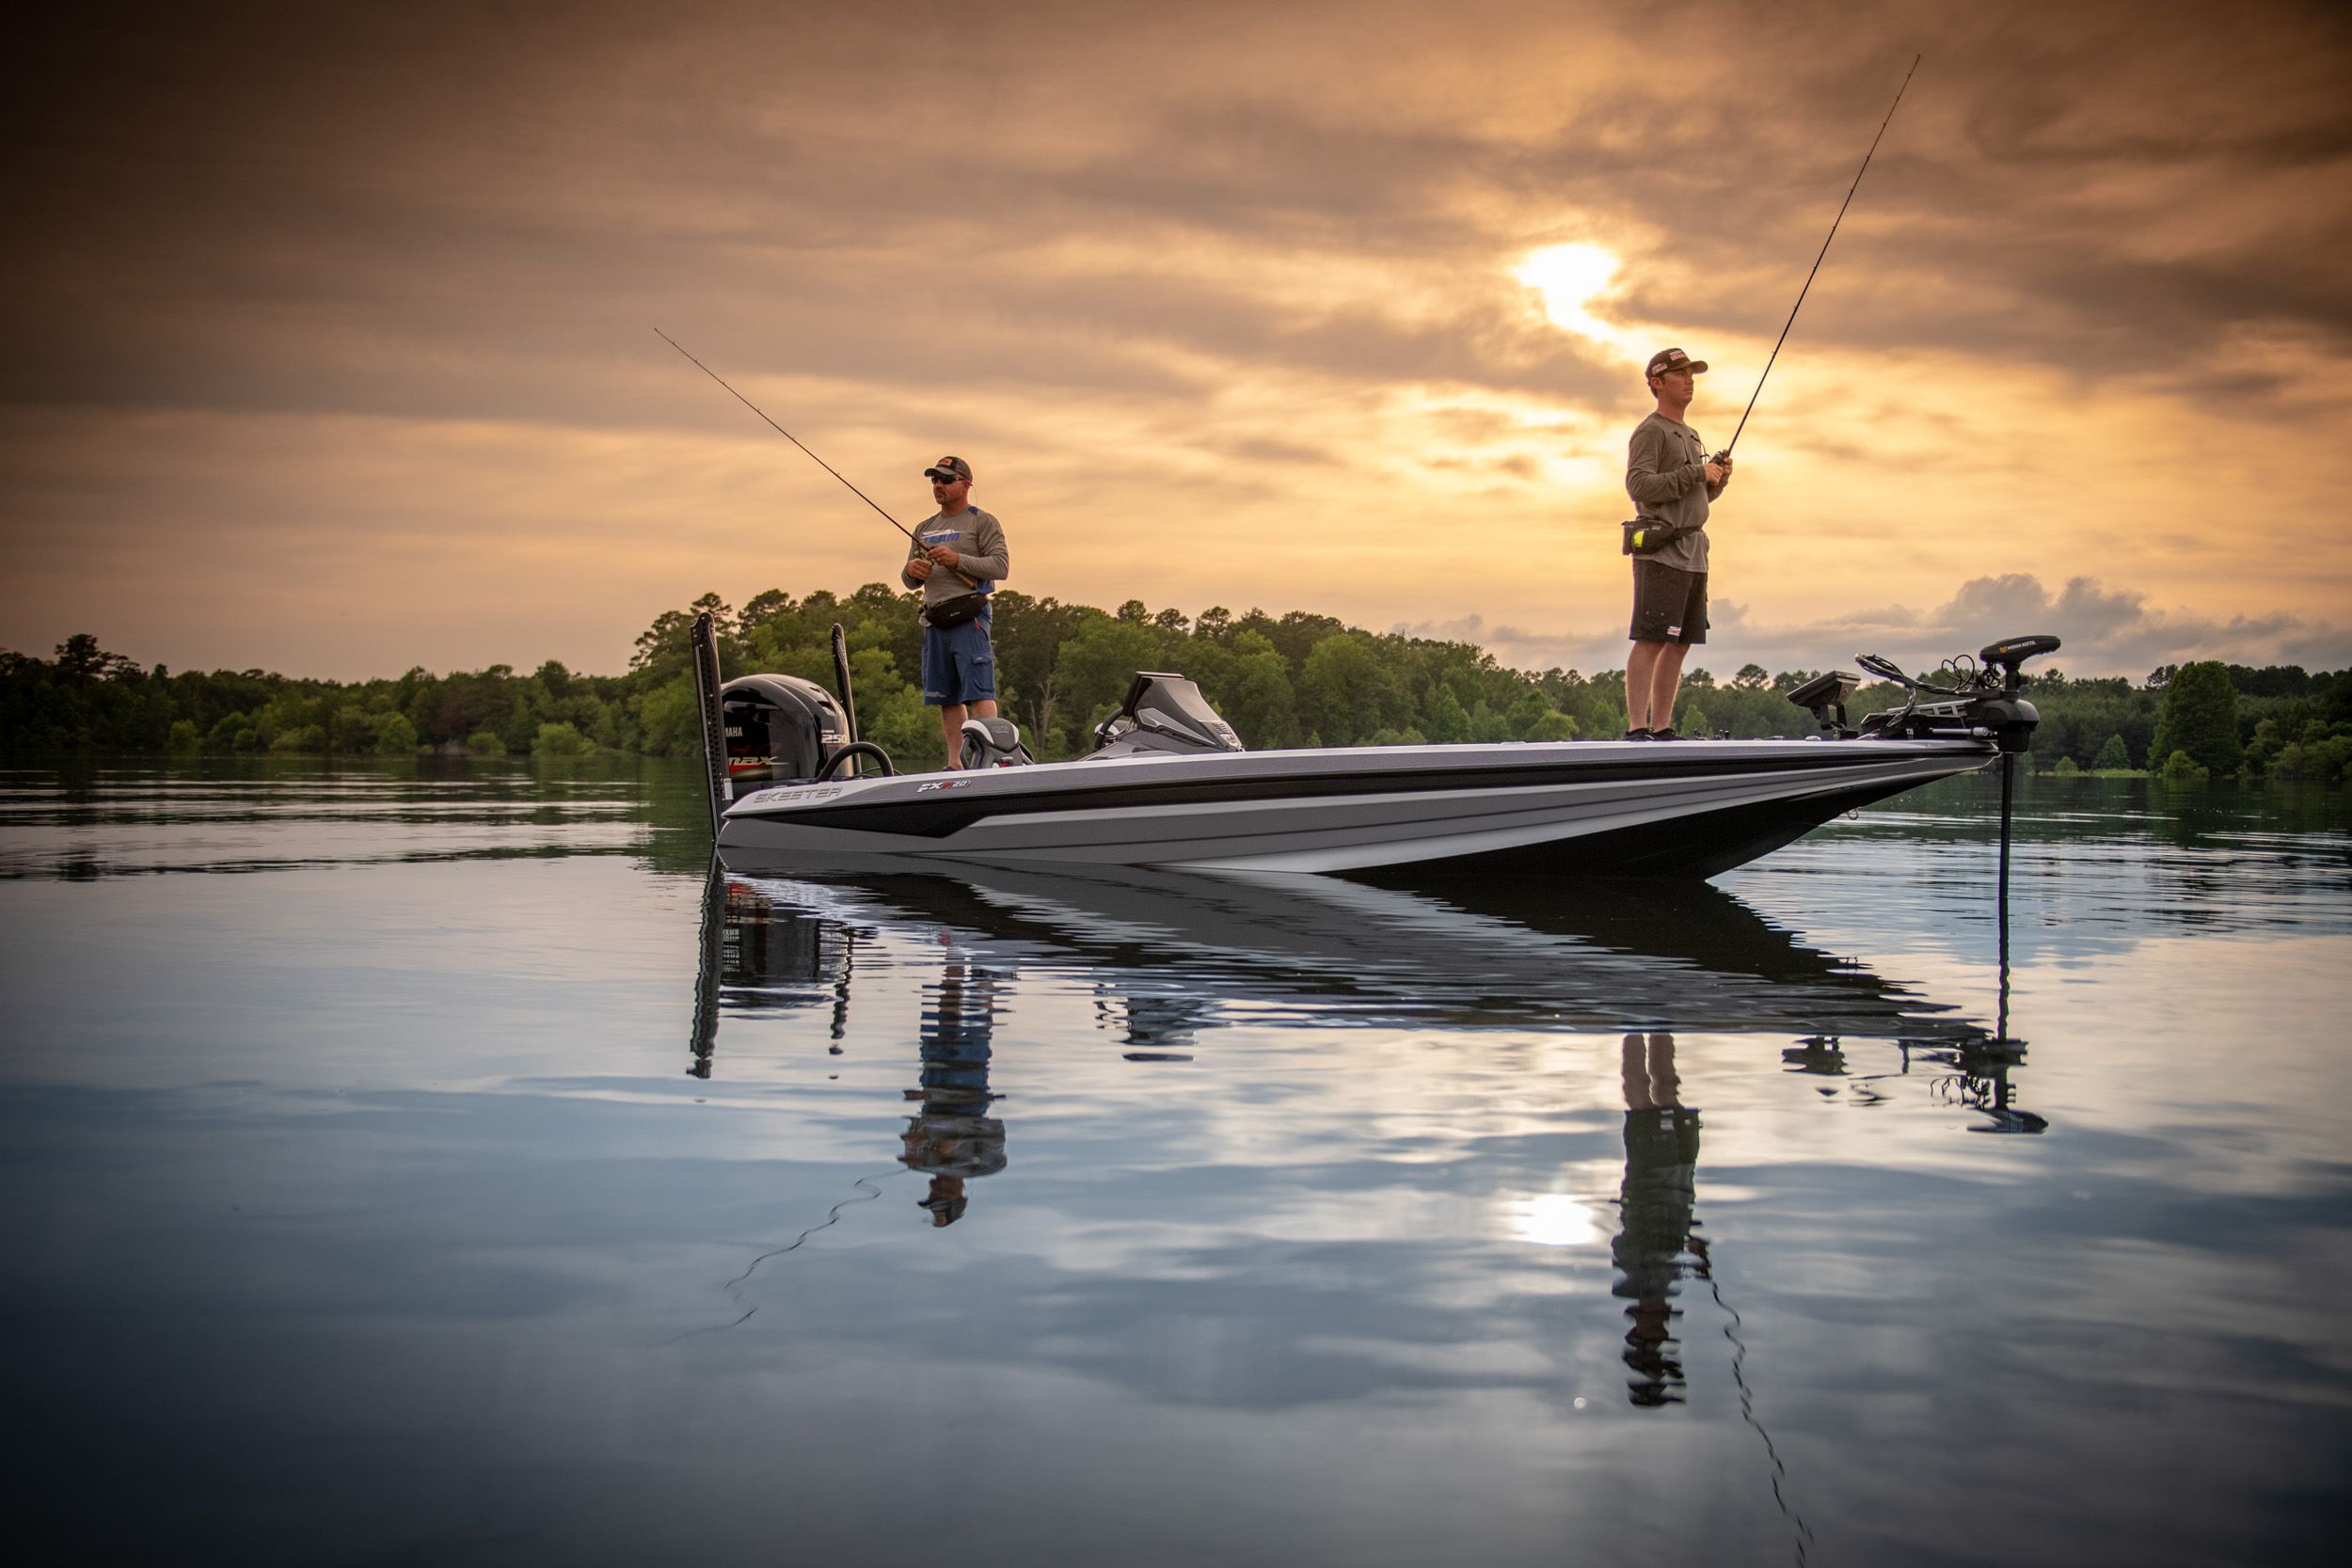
[1629,562,1708,645]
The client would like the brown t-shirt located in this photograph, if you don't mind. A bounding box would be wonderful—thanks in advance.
[1625,412,1726,573]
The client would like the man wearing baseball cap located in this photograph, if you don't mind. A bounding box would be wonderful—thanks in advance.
[1623,348,1732,739]
[901,454,1011,767]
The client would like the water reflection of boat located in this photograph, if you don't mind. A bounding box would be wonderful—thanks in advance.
[687,860,2041,1129]
[686,860,2039,1437]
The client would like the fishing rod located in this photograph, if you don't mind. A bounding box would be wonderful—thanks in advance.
[1718,54,1921,464]
[656,329,919,541]
[655,328,980,587]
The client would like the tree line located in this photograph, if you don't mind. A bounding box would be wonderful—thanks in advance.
[7,589,2349,783]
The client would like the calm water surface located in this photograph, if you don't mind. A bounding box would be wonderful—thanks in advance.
[4,758,2349,1565]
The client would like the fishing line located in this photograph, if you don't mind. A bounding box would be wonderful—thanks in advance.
[1701,1257,1817,1566]
[1721,54,1922,460]
[725,1167,906,1291]
[655,328,919,544]
[661,1166,907,1343]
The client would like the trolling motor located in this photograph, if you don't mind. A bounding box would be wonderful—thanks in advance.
[1848,634,2060,753]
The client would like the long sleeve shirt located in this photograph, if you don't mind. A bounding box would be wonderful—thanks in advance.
[901,507,1010,608]
[1626,412,1727,574]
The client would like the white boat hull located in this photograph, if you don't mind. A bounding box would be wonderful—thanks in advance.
[716,737,1995,880]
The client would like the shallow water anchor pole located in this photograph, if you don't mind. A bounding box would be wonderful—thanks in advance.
[830,623,861,746]
[1995,752,2015,1043]
[691,611,730,839]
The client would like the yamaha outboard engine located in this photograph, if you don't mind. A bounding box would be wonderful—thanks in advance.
[721,674,852,784]
[1085,673,1247,759]
[693,613,896,837]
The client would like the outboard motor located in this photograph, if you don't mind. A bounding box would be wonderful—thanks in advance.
[1085,673,1247,759]
[691,612,894,836]
[721,673,893,784]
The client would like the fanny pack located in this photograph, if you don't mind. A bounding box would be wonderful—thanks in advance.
[921,591,990,628]
[1622,518,1700,557]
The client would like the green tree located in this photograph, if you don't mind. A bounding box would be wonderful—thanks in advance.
[54,633,138,682]
[1208,630,1299,749]
[374,713,421,754]
[532,721,591,757]
[2149,661,2242,775]
[1422,686,1471,745]
[1053,618,1168,753]
[1297,633,1409,747]
[2158,749,2209,783]
[635,679,702,757]
[2092,734,2131,771]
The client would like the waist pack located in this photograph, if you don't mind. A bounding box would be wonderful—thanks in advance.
[1622,518,1700,557]
[921,591,990,629]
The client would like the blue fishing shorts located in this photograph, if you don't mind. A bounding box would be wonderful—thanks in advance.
[920,616,997,706]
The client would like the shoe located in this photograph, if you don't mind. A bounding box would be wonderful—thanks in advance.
[1624,728,1654,741]
[1649,726,1681,741]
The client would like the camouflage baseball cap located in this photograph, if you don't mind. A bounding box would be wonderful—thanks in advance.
[922,455,974,482]
[1645,347,1708,377]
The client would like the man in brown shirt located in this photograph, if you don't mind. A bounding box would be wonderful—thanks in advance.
[1623,347,1731,739]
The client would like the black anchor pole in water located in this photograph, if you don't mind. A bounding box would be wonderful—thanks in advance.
[1996,751,2015,1042]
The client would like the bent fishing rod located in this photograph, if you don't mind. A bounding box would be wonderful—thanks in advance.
[1718,53,1921,465]
[655,328,977,585]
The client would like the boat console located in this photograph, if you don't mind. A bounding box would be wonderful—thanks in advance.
[1083,673,1247,759]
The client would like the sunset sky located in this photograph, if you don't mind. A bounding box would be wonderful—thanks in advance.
[5,0,2349,682]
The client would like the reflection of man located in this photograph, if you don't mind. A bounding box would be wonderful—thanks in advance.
[900,454,1010,768]
[1624,347,1731,739]
[1612,1032,1707,1407]
[900,942,1007,1227]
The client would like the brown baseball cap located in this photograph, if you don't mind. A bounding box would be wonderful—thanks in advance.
[923,455,974,483]
[1645,347,1708,377]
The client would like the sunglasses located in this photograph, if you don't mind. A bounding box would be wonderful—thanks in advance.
[927,471,965,483]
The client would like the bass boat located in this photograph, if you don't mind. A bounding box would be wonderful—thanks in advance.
[691,615,2056,881]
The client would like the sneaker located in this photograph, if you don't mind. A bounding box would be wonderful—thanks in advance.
[1649,726,1681,741]
[1625,727,1654,741]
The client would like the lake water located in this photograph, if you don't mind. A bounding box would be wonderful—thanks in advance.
[4,759,2348,1565]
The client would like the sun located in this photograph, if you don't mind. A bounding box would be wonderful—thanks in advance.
[1517,242,1628,346]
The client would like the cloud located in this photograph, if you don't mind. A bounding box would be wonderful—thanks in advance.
[3,1,2349,676]
[1440,574,2351,682]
